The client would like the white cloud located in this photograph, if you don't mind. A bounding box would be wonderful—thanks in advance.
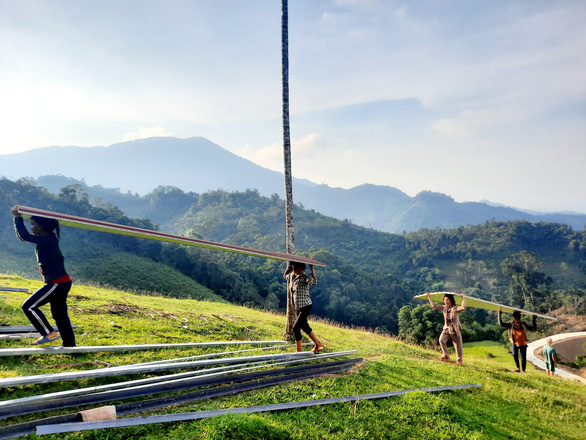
[239,134,333,172]
[293,133,329,154]
[1,1,585,212]
[431,108,521,139]
[243,142,281,171]
[122,127,174,142]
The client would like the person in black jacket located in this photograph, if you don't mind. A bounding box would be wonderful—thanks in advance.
[11,206,76,347]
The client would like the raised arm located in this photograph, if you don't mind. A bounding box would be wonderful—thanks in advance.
[283,263,293,279]
[309,264,317,285]
[12,205,57,245]
[456,293,466,311]
[498,310,511,328]
[12,208,34,243]
[425,292,443,311]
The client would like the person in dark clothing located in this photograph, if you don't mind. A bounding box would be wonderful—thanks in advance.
[11,205,76,347]
[498,310,536,372]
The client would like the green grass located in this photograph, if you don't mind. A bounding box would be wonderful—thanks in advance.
[1,274,584,439]
[72,252,226,302]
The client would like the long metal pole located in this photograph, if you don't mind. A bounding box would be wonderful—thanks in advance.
[0,287,28,292]
[0,350,355,412]
[0,352,314,388]
[0,339,287,357]
[136,343,295,366]
[15,206,326,267]
[3,358,359,420]
[0,358,360,439]
[36,384,482,435]
[0,326,75,334]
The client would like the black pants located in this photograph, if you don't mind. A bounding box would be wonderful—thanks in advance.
[22,281,76,347]
[512,344,528,371]
[293,304,313,341]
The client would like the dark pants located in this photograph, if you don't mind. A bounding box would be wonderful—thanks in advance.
[512,344,528,371]
[22,281,76,347]
[293,304,313,341]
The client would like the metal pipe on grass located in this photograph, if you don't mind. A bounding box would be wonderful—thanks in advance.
[37,383,482,435]
[0,350,355,411]
[0,351,315,388]
[0,340,288,356]
[0,357,358,419]
[0,358,360,439]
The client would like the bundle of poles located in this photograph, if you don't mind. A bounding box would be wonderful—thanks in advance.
[0,340,481,438]
[0,342,361,439]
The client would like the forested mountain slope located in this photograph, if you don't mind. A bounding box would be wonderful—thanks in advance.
[1,178,585,335]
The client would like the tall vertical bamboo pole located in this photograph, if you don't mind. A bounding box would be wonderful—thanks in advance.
[282,0,296,338]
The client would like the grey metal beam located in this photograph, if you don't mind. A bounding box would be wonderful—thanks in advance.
[0,351,316,388]
[0,326,77,334]
[117,381,477,420]
[0,339,287,355]
[0,287,28,293]
[0,333,36,338]
[113,361,359,417]
[2,358,359,419]
[0,358,360,439]
[0,335,28,341]
[0,350,355,411]
[0,362,253,410]
[136,343,295,366]
[36,383,483,435]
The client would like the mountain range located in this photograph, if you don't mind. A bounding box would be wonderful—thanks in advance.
[2,136,585,233]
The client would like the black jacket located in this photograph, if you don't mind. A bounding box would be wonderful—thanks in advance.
[14,217,68,282]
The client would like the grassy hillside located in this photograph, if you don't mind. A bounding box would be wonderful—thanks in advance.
[0,274,584,440]
[71,252,226,302]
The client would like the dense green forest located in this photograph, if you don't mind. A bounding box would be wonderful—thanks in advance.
[1,177,585,340]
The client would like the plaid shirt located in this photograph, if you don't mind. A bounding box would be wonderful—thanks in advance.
[284,268,317,309]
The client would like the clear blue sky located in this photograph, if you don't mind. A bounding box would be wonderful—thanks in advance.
[1,0,585,213]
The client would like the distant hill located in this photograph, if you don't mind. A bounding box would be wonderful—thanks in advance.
[2,177,585,333]
[2,136,585,232]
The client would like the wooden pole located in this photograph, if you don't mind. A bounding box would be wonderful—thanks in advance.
[282,0,297,340]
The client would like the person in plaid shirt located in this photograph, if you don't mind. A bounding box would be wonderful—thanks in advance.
[284,262,324,353]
